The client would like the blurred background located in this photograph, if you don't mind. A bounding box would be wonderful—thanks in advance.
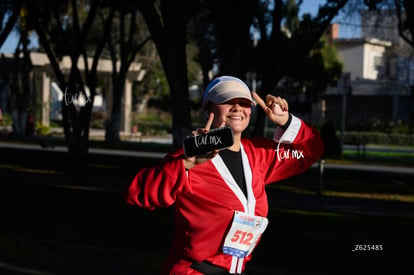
[1,1,413,274]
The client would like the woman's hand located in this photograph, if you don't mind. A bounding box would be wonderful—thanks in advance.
[183,113,221,170]
[252,92,290,127]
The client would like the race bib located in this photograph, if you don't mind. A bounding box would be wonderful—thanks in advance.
[223,211,268,258]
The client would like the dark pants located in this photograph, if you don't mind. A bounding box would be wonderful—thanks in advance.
[190,261,246,275]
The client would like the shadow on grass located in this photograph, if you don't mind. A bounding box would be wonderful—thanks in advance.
[1,145,413,274]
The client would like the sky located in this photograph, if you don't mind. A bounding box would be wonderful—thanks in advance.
[0,0,359,53]
[0,31,39,53]
[300,0,325,16]
[300,0,361,38]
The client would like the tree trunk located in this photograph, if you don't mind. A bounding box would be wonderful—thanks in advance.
[10,33,32,139]
[209,0,256,77]
[27,0,102,157]
[60,60,96,157]
[105,75,124,145]
[139,0,192,148]
[161,0,192,149]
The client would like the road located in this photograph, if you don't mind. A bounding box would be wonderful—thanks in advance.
[1,140,413,172]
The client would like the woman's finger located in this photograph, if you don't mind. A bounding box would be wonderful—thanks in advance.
[204,112,214,131]
[252,91,270,113]
[195,128,206,135]
[281,98,289,112]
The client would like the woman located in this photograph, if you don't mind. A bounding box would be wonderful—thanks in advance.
[124,75,324,274]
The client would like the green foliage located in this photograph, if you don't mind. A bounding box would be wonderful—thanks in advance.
[319,37,343,83]
[150,71,169,98]
[286,0,300,33]
[90,119,105,129]
[306,36,343,95]
[35,121,50,136]
[49,121,60,128]
[130,108,172,136]
[136,49,169,99]
[186,42,202,84]
[344,131,414,146]
[275,35,343,102]
[0,113,12,126]
[347,118,413,134]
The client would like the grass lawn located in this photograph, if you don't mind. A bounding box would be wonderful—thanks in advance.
[342,143,414,167]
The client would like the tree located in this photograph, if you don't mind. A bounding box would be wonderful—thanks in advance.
[393,0,414,121]
[137,0,198,148]
[206,0,257,77]
[0,0,20,49]
[253,0,349,136]
[396,0,414,48]
[7,0,411,151]
[27,0,110,156]
[344,0,414,48]
[196,0,349,136]
[187,0,217,92]
[105,1,151,145]
[0,1,36,138]
[13,3,33,138]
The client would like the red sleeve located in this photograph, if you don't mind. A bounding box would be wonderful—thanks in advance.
[248,115,324,185]
[123,149,190,210]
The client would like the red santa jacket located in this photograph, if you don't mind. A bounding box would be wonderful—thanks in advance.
[124,115,324,274]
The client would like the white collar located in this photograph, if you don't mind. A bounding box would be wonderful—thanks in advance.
[211,144,255,214]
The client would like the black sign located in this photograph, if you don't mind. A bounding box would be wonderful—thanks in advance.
[183,126,234,157]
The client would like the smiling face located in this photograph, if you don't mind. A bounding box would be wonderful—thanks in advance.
[208,98,252,135]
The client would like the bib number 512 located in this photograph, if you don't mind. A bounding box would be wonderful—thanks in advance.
[231,230,253,246]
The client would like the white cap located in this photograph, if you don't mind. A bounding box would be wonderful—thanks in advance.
[202,76,256,108]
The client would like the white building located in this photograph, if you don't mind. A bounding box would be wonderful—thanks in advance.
[324,23,412,125]
[0,52,146,133]
[334,37,391,81]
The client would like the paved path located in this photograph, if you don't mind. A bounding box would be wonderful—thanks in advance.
[1,140,413,172]
[1,140,413,219]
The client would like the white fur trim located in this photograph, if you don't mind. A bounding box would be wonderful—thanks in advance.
[273,115,301,144]
[211,144,255,214]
